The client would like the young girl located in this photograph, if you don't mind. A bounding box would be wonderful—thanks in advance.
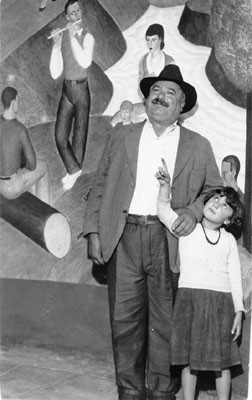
[155,159,245,400]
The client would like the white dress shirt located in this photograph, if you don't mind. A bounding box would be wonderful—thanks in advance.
[129,120,180,215]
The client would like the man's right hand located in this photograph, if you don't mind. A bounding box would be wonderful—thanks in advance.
[87,233,105,265]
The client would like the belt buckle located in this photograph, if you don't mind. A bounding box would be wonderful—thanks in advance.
[143,216,148,226]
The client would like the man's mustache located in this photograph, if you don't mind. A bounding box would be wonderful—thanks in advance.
[151,98,169,107]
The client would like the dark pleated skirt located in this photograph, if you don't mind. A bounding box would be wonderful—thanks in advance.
[171,288,242,372]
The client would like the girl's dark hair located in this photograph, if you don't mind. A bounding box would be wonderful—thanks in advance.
[204,186,245,239]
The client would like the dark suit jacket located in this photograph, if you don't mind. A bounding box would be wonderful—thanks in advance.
[83,121,222,271]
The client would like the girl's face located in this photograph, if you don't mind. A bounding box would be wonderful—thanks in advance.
[203,194,233,227]
[146,35,162,52]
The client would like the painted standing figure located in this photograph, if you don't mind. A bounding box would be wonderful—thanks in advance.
[156,159,244,400]
[111,24,176,127]
[49,0,94,190]
[83,64,222,400]
[138,23,175,88]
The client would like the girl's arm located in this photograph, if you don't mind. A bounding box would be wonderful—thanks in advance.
[157,197,179,233]
[156,158,179,233]
[231,311,243,341]
[227,234,244,340]
[227,235,244,313]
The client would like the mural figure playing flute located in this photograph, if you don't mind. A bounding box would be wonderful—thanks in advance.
[49,0,95,190]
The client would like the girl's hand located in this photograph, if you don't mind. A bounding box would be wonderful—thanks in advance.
[231,311,243,341]
[155,158,171,185]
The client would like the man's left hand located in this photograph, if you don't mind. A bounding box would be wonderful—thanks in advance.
[172,208,197,237]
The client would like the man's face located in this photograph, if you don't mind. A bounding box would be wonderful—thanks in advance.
[146,35,162,52]
[66,1,82,24]
[221,161,235,186]
[145,81,185,126]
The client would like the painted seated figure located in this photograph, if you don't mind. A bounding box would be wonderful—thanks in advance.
[138,23,175,99]
[0,87,50,204]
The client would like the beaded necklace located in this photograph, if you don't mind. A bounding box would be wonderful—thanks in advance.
[200,223,221,245]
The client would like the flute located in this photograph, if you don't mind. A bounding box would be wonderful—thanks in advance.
[48,19,81,39]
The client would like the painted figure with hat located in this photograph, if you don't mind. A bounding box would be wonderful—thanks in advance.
[83,64,222,400]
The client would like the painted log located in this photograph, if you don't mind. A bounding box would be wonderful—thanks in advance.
[0,192,71,258]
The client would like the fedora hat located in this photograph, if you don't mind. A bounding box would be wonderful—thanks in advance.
[140,64,197,114]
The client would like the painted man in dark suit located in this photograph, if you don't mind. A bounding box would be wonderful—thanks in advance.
[83,65,222,400]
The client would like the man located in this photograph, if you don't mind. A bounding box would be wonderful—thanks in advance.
[83,65,222,400]
[49,0,95,190]
[0,87,50,203]
[221,154,244,201]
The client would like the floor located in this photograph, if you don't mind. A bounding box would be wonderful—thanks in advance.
[0,345,247,400]
[0,345,117,400]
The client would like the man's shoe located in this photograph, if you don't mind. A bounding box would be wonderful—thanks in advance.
[39,0,47,11]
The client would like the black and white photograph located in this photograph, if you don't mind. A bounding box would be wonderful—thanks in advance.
[0,1,251,399]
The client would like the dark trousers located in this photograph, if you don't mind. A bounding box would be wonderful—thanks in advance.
[107,216,177,400]
[55,79,90,174]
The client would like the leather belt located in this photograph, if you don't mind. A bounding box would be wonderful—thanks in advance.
[126,214,160,226]
[64,78,86,85]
